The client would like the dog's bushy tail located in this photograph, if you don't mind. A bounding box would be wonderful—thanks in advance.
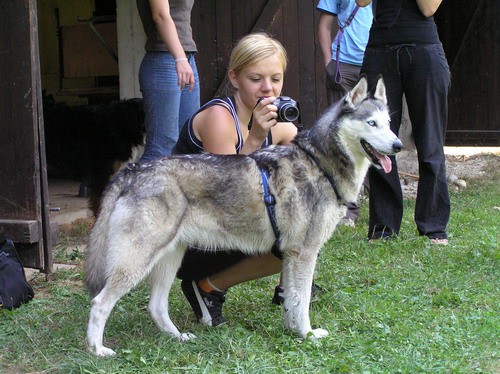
[85,174,127,298]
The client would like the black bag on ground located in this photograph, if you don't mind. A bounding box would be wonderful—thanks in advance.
[0,239,35,310]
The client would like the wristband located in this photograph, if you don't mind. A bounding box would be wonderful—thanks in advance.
[174,57,188,62]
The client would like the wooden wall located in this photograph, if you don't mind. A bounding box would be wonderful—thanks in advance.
[191,0,498,144]
[435,0,499,146]
[192,0,327,129]
[0,0,53,271]
[36,0,497,144]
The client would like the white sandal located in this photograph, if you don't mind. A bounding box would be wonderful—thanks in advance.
[430,238,448,245]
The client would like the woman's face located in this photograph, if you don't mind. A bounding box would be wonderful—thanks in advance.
[230,54,284,110]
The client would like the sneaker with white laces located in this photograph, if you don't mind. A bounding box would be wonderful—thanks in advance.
[181,280,227,327]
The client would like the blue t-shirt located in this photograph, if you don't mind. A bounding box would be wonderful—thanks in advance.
[317,0,372,66]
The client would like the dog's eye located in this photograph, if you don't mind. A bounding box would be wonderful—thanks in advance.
[367,120,376,127]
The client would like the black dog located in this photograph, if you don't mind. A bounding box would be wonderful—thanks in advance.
[43,94,145,216]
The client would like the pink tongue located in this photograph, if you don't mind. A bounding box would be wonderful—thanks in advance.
[369,145,393,173]
[379,155,392,173]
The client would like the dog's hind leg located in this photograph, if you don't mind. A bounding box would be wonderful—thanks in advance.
[87,243,162,356]
[282,247,328,340]
[148,244,195,341]
[87,285,125,356]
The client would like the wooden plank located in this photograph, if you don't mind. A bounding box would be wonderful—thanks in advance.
[214,0,285,97]
[233,0,252,38]
[32,0,54,273]
[267,1,284,44]
[16,243,43,270]
[251,0,284,32]
[0,0,39,222]
[62,23,118,78]
[279,1,300,108]
[434,0,479,68]
[438,0,499,145]
[192,0,218,103]
[296,0,317,128]
[312,4,329,117]
[0,0,52,271]
[214,0,233,98]
[0,219,40,243]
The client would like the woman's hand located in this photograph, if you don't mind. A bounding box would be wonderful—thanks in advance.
[240,97,278,154]
[149,0,195,91]
[175,59,195,91]
[252,96,279,132]
[250,96,279,139]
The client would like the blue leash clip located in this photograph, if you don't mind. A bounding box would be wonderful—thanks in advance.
[259,167,283,259]
[260,168,275,206]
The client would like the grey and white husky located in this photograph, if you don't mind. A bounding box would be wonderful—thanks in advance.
[85,76,402,356]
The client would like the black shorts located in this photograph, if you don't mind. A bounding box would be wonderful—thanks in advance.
[176,248,248,281]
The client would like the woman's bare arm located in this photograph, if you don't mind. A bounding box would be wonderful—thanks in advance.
[356,0,442,17]
[416,0,443,17]
[318,12,337,66]
[148,0,195,90]
[356,0,371,7]
[194,106,240,155]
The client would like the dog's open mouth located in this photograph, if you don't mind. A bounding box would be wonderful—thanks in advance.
[360,140,392,173]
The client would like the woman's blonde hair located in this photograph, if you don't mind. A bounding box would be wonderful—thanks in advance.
[228,32,288,74]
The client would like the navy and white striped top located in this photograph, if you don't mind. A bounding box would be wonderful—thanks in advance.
[173,96,272,155]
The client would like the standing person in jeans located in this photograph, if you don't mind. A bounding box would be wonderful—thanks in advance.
[356,0,450,245]
[136,0,200,162]
[317,0,373,226]
[174,33,298,327]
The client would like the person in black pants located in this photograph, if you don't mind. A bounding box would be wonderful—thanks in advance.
[356,0,450,244]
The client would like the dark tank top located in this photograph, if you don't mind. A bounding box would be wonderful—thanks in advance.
[173,96,273,155]
[136,0,197,52]
[367,0,440,47]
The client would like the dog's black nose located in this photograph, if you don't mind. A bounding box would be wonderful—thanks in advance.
[393,140,403,153]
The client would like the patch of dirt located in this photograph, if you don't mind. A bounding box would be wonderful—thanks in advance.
[57,217,94,244]
[397,151,499,199]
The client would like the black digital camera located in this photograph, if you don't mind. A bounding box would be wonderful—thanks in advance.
[273,96,300,122]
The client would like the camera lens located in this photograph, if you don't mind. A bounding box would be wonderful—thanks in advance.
[279,104,299,122]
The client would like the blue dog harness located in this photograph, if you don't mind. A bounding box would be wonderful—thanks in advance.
[259,147,348,260]
[259,167,284,260]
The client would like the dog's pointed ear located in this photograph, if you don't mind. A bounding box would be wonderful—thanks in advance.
[345,76,368,109]
[373,75,387,105]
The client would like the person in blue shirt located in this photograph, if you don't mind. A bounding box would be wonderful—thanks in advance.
[317,0,372,104]
[317,0,372,225]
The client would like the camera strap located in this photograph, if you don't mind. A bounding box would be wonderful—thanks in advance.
[296,101,304,132]
[259,167,283,260]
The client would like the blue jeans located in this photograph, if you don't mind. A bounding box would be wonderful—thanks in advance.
[139,52,200,162]
[361,43,451,240]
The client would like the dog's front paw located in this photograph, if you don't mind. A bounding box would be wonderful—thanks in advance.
[92,345,116,357]
[177,332,196,342]
[307,328,329,340]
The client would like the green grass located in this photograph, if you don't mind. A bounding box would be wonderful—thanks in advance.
[1,175,498,373]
